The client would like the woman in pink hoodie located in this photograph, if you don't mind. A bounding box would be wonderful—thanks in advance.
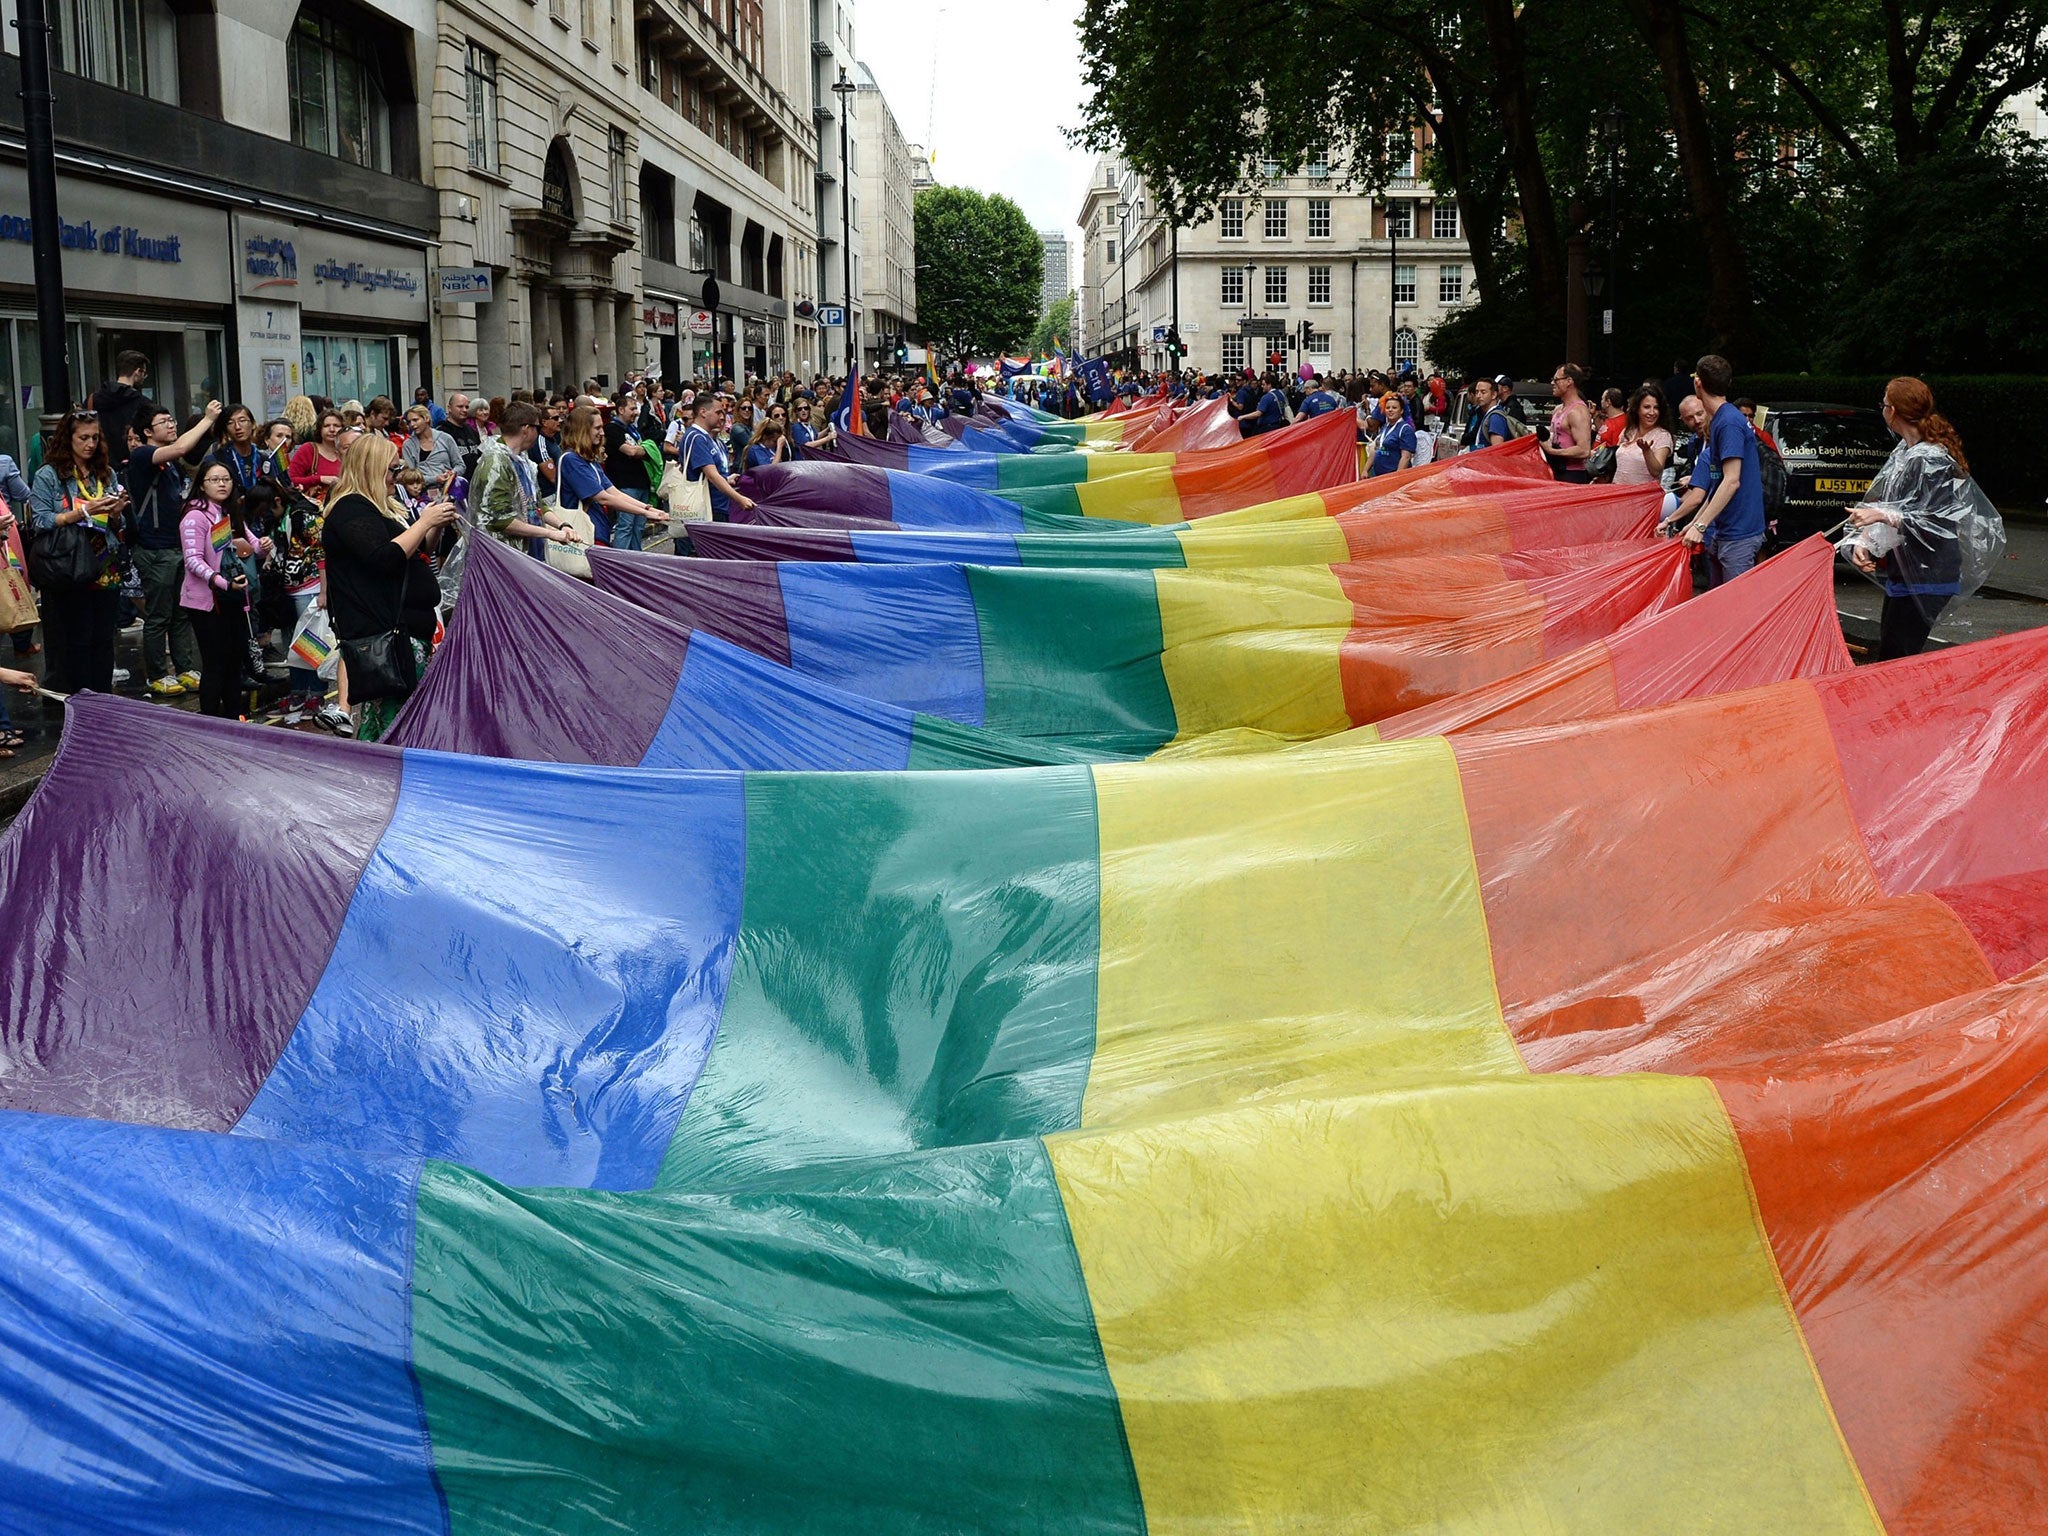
[178,461,271,718]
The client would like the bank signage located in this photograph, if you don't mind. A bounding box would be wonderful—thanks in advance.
[439,267,493,302]
[0,164,229,303]
[235,215,301,297]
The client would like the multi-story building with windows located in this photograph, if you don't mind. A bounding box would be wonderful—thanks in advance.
[854,61,915,369]
[1079,133,1477,378]
[0,0,441,457]
[1037,227,1070,318]
[808,0,861,375]
[5,0,908,425]
[623,0,820,382]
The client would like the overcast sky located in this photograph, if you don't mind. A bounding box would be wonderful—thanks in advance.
[856,0,1094,275]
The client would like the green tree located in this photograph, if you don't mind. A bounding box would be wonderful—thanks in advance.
[1075,0,2048,373]
[914,187,1044,363]
[1030,293,1075,358]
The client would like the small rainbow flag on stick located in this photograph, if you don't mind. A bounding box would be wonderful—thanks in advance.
[288,625,332,672]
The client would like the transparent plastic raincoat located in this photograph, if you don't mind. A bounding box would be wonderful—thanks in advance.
[1836,439,2005,601]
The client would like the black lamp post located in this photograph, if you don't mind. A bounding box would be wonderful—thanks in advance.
[1113,200,1130,370]
[15,0,70,420]
[831,67,857,377]
[1598,105,1626,377]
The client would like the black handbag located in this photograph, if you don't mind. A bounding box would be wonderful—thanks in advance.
[1586,443,1618,481]
[338,556,418,703]
[26,516,100,590]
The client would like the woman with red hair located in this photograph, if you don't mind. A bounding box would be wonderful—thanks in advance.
[1844,377,2004,659]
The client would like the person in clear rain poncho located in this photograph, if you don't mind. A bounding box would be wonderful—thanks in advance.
[1839,377,2005,660]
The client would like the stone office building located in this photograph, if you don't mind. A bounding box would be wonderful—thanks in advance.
[0,0,438,457]
[1080,137,1477,379]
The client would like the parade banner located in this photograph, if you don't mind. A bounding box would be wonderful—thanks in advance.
[690,481,1665,567]
[587,540,1691,752]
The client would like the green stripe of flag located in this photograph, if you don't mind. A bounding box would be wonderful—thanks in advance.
[656,768,1104,1189]
[412,1144,1147,1536]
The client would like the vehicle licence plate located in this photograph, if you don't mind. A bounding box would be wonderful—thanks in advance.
[1815,478,1870,494]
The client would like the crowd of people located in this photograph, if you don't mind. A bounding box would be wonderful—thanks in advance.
[0,344,1992,755]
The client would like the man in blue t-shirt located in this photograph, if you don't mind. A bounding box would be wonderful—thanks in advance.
[1677,354,1765,588]
[682,395,751,522]
[1255,376,1289,435]
[1299,375,1345,418]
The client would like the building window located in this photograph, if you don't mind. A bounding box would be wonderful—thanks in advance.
[464,43,498,172]
[1260,157,1281,180]
[1307,330,1331,354]
[1394,264,1416,305]
[1307,198,1331,239]
[1220,265,1245,306]
[1389,134,1416,179]
[1105,239,1117,266]
[1386,200,1414,240]
[1439,265,1465,304]
[1263,265,1287,305]
[1219,198,1244,239]
[1394,326,1419,368]
[1307,265,1331,305]
[52,0,178,103]
[688,207,707,270]
[1263,200,1288,239]
[1432,201,1460,240]
[1307,153,1330,185]
[289,6,392,172]
[1221,335,1247,373]
[609,128,629,223]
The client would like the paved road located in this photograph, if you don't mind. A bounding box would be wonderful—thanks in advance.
[1833,513,2048,655]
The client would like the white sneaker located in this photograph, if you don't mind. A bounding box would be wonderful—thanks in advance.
[111,667,131,685]
[315,703,353,737]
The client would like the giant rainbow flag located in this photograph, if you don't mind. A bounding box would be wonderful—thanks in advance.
[396,533,1848,773]
[3,623,2047,1530]
[691,479,1665,566]
[584,539,1691,751]
[787,406,1360,517]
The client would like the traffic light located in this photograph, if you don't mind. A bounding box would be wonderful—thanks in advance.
[1299,319,1313,348]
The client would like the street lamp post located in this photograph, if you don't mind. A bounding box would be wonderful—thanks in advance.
[1243,263,1257,373]
[1388,197,1400,375]
[1113,200,1130,371]
[15,0,70,419]
[1599,105,1626,378]
[831,67,857,377]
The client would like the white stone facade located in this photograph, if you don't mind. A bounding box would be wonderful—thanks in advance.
[855,61,916,367]
[1079,141,1477,377]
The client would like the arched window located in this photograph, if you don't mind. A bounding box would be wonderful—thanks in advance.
[1393,326,1419,370]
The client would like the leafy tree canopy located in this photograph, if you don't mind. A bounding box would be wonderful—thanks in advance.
[914,187,1044,362]
[1075,0,2048,375]
[1030,293,1075,357]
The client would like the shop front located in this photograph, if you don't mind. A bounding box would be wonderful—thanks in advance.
[0,161,232,462]
[640,296,680,384]
[234,214,431,416]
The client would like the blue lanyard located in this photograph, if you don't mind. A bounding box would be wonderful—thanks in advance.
[225,443,261,489]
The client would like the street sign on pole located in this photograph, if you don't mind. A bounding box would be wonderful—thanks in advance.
[1602,309,1614,336]
[819,305,846,327]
